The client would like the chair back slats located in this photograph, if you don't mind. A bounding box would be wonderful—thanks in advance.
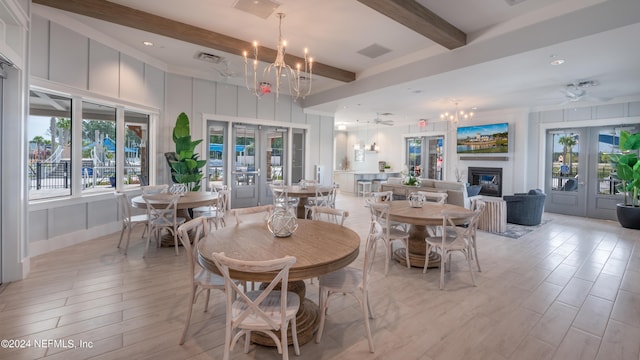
[369,191,393,203]
[143,193,180,225]
[211,253,297,329]
[417,191,448,204]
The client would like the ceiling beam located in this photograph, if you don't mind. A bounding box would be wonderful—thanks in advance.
[357,0,466,50]
[33,0,357,83]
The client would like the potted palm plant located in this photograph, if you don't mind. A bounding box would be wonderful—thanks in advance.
[165,112,206,191]
[609,129,640,229]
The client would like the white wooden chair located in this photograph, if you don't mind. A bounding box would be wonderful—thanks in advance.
[304,187,331,219]
[211,253,300,360]
[311,206,349,226]
[114,191,150,255]
[231,205,274,224]
[424,202,485,289]
[468,199,486,272]
[417,191,448,204]
[192,189,229,230]
[270,185,298,216]
[417,191,448,237]
[141,184,169,195]
[176,217,226,344]
[142,193,185,256]
[315,220,381,353]
[367,201,411,273]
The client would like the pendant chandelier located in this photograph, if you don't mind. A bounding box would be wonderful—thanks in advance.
[440,102,474,124]
[243,13,313,100]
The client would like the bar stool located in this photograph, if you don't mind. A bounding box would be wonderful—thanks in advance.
[357,181,372,198]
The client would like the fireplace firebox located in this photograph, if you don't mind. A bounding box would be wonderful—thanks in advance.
[468,167,503,197]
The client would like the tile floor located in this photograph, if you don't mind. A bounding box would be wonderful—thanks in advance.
[0,193,639,359]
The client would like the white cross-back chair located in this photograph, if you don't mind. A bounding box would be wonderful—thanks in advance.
[271,185,298,216]
[176,217,226,344]
[417,191,448,237]
[469,199,486,272]
[193,189,229,230]
[142,193,185,257]
[114,191,150,255]
[311,206,349,226]
[417,191,448,204]
[424,200,485,289]
[304,187,331,219]
[141,184,169,195]
[367,201,411,273]
[231,205,274,224]
[211,253,300,360]
[315,220,381,353]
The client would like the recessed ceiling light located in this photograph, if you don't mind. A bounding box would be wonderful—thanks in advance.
[143,41,154,46]
[550,59,565,66]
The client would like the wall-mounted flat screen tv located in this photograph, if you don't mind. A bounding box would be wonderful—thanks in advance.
[456,122,509,154]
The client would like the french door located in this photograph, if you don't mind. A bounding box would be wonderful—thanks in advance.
[206,122,289,208]
[545,125,640,220]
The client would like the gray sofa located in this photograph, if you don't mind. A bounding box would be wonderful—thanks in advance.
[503,189,546,225]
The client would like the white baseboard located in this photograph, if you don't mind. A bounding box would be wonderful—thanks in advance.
[29,222,120,257]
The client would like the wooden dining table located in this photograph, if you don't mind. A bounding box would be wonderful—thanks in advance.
[198,219,360,346]
[387,200,473,268]
[277,185,331,219]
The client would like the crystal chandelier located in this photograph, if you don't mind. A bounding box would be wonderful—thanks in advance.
[440,102,474,124]
[243,13,313,100]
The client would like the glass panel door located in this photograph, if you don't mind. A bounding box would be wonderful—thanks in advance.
[545,129,586,216]
[231,125,259,208]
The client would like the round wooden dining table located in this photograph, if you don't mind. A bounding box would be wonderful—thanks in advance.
[131,191,218,219]
[198,219,360,346]
[388,200,473,268]
[278,185,331,219]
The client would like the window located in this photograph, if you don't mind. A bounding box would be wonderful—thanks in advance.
[82,101,116,194]
[124,110,149,188]
[28,89,153,200]
[28,90,72,200]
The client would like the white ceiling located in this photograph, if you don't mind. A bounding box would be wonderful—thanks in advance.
[37,0,640,128]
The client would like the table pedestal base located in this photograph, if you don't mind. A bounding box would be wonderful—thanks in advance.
[394,248,441,268]
[251,280,319,347]
[393,224,441,268]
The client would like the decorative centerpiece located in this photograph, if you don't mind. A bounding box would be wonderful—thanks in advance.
[267,207,299,237]
[404,175,421,186]
[408,192,425,208]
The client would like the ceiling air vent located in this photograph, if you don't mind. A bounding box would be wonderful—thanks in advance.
[357,43,392,59]
[233,0,280,19]
[196,52,223,64]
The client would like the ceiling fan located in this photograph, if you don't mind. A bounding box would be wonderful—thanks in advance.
[559,80,610,104]
[212,59,240,79]
[372,112,394,126]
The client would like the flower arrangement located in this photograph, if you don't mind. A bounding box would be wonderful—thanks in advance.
[404,175,421,186]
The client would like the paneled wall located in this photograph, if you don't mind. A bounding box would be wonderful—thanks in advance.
[26,11,334,259]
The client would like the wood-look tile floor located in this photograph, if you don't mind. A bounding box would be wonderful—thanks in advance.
[1,194,639,359]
